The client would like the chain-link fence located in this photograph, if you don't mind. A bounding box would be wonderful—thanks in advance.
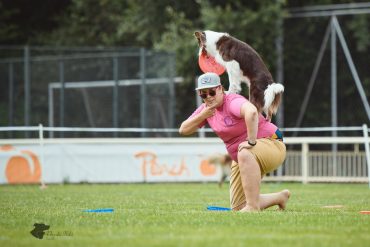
[0,46,178,138]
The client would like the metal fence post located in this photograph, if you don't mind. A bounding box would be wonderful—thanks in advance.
[168,53,175,137]
[302,143,309,184]
[38,124,46,188]
[48,85,54,138]
[113,56,119,137]
[275,10,284,129]
[275,14,284,178]
[140,48,147,137]
[24,46,30,137]
[8,62,14,137]
[59,59,65,137]
[362,124,370,188]
[331,16,338,177]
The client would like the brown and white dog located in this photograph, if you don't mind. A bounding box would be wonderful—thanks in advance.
[194,30,284,121]
[208,153,232,188]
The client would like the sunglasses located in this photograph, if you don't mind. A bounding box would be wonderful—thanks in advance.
[199,86,219,99]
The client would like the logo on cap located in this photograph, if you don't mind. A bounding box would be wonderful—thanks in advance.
[201,76,212,84]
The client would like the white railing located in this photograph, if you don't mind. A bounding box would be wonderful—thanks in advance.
[0,124,369,187]
[265,136,369,184]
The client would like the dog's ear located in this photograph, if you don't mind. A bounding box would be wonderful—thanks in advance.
[194,31,206,47]
[194,31,201,38]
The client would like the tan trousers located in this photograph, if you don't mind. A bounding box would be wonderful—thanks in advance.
[229,138,286,210]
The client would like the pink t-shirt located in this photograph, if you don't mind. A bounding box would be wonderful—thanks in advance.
[189,94,278,161]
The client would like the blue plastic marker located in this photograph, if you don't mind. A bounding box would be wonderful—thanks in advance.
[83,208,114,213]
[207,206,231,211]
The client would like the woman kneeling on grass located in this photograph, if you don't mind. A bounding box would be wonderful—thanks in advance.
[179,72,290,212]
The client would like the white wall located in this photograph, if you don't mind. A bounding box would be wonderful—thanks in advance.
[0,138,227,184]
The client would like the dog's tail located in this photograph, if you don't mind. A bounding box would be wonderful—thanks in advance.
[263,83,284,119]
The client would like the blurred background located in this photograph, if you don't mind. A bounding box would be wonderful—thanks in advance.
[1,0,370,138]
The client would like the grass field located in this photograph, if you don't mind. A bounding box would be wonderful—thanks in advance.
[1,182,370,247]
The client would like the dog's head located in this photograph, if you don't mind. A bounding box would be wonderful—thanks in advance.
[194,30,229,56]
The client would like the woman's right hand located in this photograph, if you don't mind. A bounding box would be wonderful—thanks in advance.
[200,105,216,118]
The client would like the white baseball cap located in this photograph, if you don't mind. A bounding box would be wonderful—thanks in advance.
[195,72,221,90]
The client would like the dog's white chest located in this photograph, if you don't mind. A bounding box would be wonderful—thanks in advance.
[217,56,249,79]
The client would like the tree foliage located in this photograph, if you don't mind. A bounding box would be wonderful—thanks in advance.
[1,0,370,127]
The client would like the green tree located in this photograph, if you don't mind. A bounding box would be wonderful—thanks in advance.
[38,0,127,46]
[0,0,70,45]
